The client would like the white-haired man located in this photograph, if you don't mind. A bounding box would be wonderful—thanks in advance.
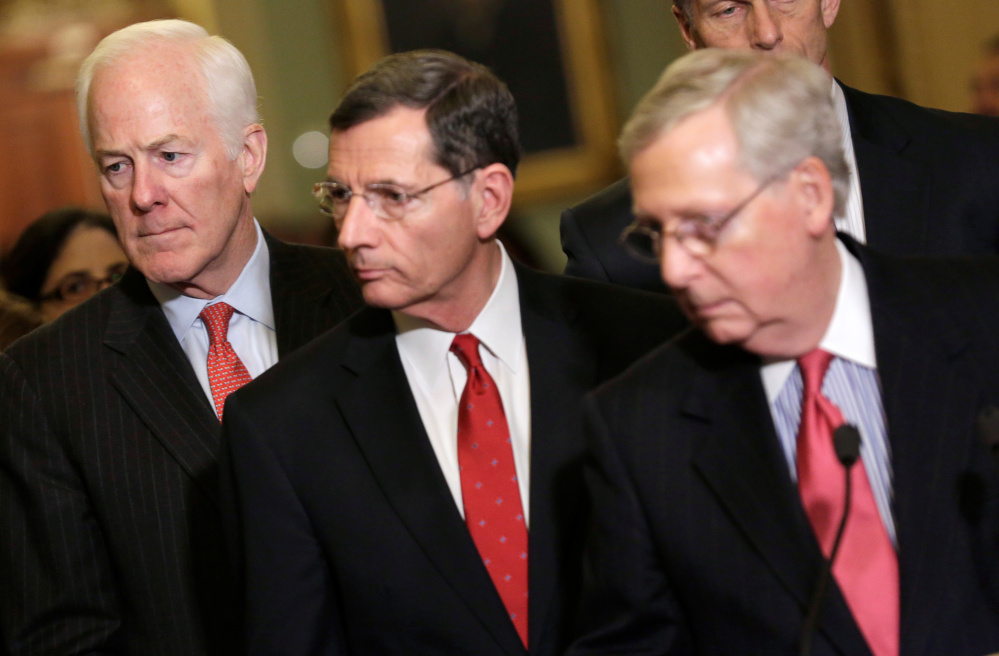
[561,0,999,293]
[568,49,999,656]
[0,19,361,655]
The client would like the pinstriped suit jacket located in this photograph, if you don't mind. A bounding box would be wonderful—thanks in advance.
[0,233,362,656]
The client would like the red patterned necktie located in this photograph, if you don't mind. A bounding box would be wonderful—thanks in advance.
[796,349,899,656]
[199,302,253,422]
[450,333,528,648]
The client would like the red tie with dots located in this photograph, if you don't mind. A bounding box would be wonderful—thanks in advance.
[797,349,898,656]
[450,333,528,648]
[200,302,253,422]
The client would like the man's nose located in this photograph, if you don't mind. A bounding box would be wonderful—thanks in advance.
[130,163,166,212]
[660,236,701,292]
[750,3,783,51]
[336,194,380,252]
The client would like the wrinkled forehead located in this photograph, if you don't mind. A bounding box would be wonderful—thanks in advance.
[328,107,441,183]
[88,50,215,145]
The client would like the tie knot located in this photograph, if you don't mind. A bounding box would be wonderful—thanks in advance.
[451,333,483,371]
[200,302,236,346]
[798,348,835,395]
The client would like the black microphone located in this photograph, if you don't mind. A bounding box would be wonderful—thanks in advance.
[976,405,999,474]
[799,424,862,656]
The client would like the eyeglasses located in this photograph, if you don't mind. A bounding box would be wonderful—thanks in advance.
[619,174,782,264]
[39,264,128,303]
[312,166,480,223]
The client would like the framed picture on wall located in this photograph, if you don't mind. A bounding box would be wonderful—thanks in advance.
[335,0,620,203]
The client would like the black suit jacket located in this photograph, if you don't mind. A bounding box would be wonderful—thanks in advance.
[221,263,687,656]
[560,82,999,292]
[568,242,999,655]
[0,234,362,655]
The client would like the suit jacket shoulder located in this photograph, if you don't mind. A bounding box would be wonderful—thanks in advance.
[559,180,669,294]
[840,82,999,256]
[515,263,686,376]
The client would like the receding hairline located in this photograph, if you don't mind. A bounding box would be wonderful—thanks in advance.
[85,42,213,143]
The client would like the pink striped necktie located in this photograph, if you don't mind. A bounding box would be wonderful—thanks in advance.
[450,333,528,648]
[199,302,253,421]
[796,348,899,656]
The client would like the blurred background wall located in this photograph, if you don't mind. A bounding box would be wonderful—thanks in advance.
[1,0,997,272]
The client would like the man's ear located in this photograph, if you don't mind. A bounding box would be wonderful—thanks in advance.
[672,5,699,51]
[792,156,836,237]
[473,163,514,241]
[821,0,841,29]
[240,124,268,194]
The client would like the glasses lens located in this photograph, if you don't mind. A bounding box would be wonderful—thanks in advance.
[58,275,98,303]
[620,224,660,265]
[369,185,410,221]
[313,182,350,218]
[673,221,714,257]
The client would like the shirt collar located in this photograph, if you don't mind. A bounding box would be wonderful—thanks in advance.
[761,238,876,403]
[149,219,274,343]
[393,241,523,389]
[830,78,850,130]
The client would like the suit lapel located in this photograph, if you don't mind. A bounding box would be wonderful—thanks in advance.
[333,310,526,656]
[862,249,976,656]
[841,82,930,255]
[103,270,221,504]
[265,233,355,357]
[688,340,871,655]
[517,268,596,653]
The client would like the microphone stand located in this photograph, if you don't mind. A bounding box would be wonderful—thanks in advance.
[799,424,861,656]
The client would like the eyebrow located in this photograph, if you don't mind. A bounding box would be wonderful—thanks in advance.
[94,134,187,159]
[144,134,184,151]
[326,176,412,188]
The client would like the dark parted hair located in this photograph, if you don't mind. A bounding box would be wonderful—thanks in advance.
[329,49,521,178]
[0,207,118,303]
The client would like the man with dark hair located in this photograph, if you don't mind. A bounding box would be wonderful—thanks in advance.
[569,49,999,656]
[0,19,361,655]
[561,0,999,293]
[221,49,685,656]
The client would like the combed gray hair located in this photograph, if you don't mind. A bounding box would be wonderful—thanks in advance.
[76,19,259,160]
[620,48,849,215]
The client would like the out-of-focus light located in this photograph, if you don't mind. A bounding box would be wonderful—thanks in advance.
[292,131,329,169]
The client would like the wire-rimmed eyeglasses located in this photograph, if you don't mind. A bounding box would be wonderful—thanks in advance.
[312,166,480,223]
[38,264,128,303]
[619,173,782,264]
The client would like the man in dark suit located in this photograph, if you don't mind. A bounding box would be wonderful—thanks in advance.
[221,50,686,656]
[0,20,361,655]
[568,49,999,656]
[561,0,999,292]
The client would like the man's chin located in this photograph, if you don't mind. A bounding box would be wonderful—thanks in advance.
[698,318,751,347]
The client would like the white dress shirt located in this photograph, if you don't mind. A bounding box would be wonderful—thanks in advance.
[394,243,532,527]
[762,239,896,543]
[149,220,278,414]
[831,80,867,243]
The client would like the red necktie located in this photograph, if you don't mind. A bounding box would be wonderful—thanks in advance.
[450,333,528,648]
[200,302,253,421]
[796,349,899,656]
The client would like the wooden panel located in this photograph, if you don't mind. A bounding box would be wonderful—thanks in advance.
[0,88,103,255]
